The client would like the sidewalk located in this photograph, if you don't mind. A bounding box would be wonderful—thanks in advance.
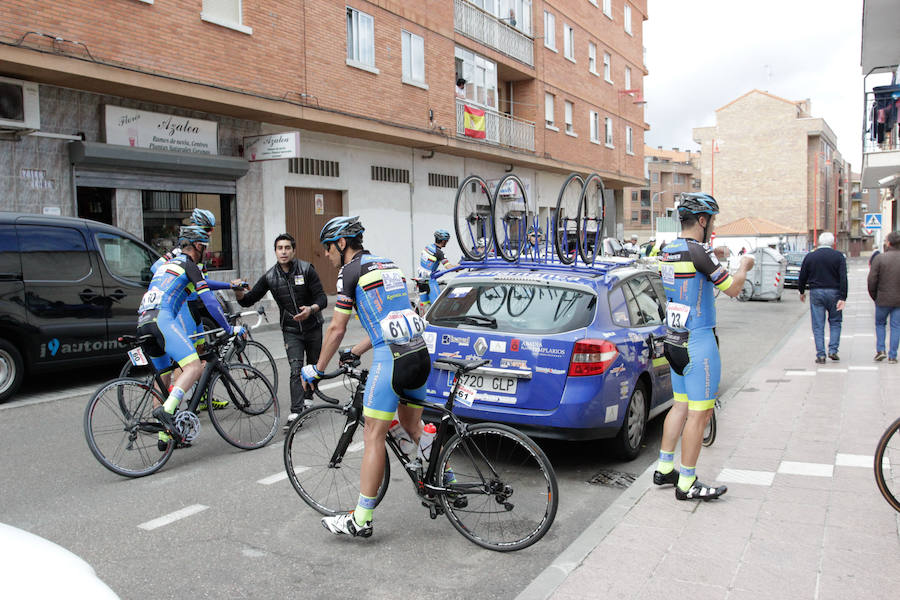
[519,261,900,600]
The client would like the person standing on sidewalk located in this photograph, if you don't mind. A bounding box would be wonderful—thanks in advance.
[233,233,327,427]
[798,231,847,364]
[868,231,900,364]
[654,193,755,501]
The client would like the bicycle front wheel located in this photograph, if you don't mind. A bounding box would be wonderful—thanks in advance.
[454,175,494,260]
[230,339,279,392]
[284,405,390,515]
[491,174,531,262]
[437,423,558,551]
[702,408,717,447]
[875,416,900,512]
[84,378,173,477]
[577,173,605,265]
[553,174,584,264]
[207,363,279,449]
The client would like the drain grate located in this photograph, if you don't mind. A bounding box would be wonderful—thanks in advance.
[588,470,636,488]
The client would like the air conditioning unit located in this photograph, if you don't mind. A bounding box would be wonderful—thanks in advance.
[0,76,40,130]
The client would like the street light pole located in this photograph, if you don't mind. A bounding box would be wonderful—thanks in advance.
[812,151,830,248]
[650,191,660,235]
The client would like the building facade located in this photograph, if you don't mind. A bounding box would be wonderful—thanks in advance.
[0,0,648,282]
[623,145,699,239]
[693,90,851,252]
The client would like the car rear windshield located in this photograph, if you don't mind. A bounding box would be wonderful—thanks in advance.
[428,281,596,334]
[785,253,805,265]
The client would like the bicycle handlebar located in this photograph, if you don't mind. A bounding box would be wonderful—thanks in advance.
[308,362,365,405]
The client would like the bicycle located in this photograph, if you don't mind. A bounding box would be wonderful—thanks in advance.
[84,309,279,478]
[702,397,720,447]
[283,356,558,552]
[875,416,900,512]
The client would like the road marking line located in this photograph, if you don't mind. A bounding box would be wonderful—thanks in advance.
[849,366,878,371]
[785,370,816,376]
[777,461,833,477]
[717,468,775,486]
[258,466,309,485]
[817,368,847,373]
[347,441,364,453]
[835,453,875,468]
[138,504,208,530]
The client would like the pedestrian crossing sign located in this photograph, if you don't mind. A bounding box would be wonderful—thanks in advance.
[864,213,883,230]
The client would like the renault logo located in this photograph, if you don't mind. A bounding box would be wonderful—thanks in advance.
[474,337,487,356]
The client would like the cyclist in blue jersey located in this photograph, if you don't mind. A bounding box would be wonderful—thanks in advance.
[302,216,431,538]
[653,193,755,501]
[416,229,455,311]
[139,226,244,443]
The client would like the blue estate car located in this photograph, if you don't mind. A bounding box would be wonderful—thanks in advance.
[422,258,673,459]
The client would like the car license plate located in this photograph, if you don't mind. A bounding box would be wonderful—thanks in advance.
[448,371,517,395]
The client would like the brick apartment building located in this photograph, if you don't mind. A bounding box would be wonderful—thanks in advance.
[693,90,851,253]
[0,0,647,281]
[623,145,699,239]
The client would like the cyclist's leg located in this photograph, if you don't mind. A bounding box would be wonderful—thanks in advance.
[392,346,431,442]
[657,337,689,482]
[151,313,202,429]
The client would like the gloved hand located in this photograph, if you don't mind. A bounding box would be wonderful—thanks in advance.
[301,364,323,385]
[339,348,360,366]
[231,325,247,338]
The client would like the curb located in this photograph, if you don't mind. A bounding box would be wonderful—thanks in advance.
[515,304,810,600]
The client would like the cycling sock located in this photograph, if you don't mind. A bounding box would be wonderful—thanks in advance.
[677,464,697,492]
[657,451,675,474]
[354,494,377,526]
[163,386,186,413]
[158,431,171,443]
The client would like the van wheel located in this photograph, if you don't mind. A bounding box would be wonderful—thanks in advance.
[613,382,647,461]
[0,339,24,403]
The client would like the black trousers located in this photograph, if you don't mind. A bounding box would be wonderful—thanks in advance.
[283,327,323,413]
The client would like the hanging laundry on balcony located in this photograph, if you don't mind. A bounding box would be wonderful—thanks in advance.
[463,105,486,139]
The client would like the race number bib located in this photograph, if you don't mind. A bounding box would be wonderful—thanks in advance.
[454,382,476,407]
[139,287,164,312]
[128,347,149,366]
[666,302,690,329]
[660,264,675,285]
[380,309,425,344]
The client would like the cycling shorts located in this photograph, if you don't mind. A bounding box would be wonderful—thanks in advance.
[137,311,200,374]
[664,327,719,411]
[177,302,205,348]
[419,279,442,307]
[362,342,431,421]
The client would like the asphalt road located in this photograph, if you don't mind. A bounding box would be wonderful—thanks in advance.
[0,291,808,599]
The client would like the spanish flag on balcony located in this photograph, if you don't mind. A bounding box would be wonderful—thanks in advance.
[463,105,486,139]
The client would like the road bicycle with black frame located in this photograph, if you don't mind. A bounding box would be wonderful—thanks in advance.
[875,415,900,513]
[84,308,279,478]
[283,355,558,552]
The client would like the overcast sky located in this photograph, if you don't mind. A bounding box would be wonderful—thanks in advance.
[643,0,867,169]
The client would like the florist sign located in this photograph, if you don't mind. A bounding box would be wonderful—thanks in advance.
[104,105,218,155]
[243,132,301,161]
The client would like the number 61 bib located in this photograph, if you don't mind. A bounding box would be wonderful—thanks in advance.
[380,309,426,345]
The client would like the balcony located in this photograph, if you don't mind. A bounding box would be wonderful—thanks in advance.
[455,99,535,152]
[454,0,534,68]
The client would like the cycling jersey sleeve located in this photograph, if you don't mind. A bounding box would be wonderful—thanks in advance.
[205,279,232,291]
[688,241,733,291]
[185,260,232,333]
[334,264,357,316]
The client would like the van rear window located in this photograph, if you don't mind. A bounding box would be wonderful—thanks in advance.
[0,224,20,276]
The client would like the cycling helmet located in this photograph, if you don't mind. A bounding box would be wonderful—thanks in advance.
[434,229,451,243]
[320,216,365,245]
[677,193,719,216]
[191,208,216,230]
[178,225,210,246]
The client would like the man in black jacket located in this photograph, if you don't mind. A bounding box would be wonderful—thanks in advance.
[798,231,848,364]
[233,233,327,426]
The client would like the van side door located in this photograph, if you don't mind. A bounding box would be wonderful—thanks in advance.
[0,222,27,356]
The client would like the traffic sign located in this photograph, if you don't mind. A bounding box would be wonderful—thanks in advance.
[864,213,883,230]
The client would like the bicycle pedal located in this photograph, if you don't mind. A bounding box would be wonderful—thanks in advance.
[452,496,469,509]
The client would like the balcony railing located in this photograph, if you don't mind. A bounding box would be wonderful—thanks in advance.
[454,0,534,67]
[864,85,900,154]
[456,99,535,152]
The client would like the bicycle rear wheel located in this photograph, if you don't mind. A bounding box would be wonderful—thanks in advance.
[553,174,583,264]
[491,174,531,262]
[577,174,605,265]
[230,339,278,392]
[702,408,717,447]
[437,423,558,551]
[207,363,279,449]
[84,378,173,477]
[875,416,900,512]
[284,405,390,515]
[454,175,494,260]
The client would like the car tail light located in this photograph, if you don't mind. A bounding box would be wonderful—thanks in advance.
[568,339,619,377]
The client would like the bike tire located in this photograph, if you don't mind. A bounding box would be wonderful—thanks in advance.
[476,286,507,317]
[229,339,279,393]
[207,363,279,450]
[553,173,583,264]
[283,405,390,516]
[84,378,173,478]
[491,174,531,262]
[702,408,717,447]
[507,285,535,318]
[454,175,494,260]
[437,423,558,552]
[577,173,605,265]
[875,415,900,513]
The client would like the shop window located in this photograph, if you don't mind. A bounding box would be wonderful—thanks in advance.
[95,232,156,284]
[141,191,233,271]
[19,225,91,281]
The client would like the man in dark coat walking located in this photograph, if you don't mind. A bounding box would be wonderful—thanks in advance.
[868,231,900,363]
[798,231,848,364]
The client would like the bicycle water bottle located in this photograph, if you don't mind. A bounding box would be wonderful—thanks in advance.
[417,423,437,463]
[389,420,417,457]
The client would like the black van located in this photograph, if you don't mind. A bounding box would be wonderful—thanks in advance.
[0,212,159,402]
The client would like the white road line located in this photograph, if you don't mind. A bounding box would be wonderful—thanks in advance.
[849,366,878,371]
[777,461,834,478]
[785,370,816,376]
[717,468,775,486]
[138,504,208,530]
[835,453,875,468]
[817,368,848,373]
[347,441,365,453]
[258,466,309,485]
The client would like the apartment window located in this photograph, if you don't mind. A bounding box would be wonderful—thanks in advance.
[347,7,375,69]
[588,0,598,6]
[604,117,613,146]
[626,126,633,154]
[401,30,426,87]
[565,101,574,134]
[589,111,600,143]
[603,0,612,17]
[624,3,632,35]
[625,65,631,90]
[201,0,251,34]
[673,173,685,185]
[588,42,597,74]
[543,11,556,50]
[563,24,575,61]
[651,172,659,184]
[631,191,638,202]
[603,52,612,82]
[501,0,533,35]
[631,211,639,222]
[455,47,498,109]
[545,92,555,128]
[641,209,650,225]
